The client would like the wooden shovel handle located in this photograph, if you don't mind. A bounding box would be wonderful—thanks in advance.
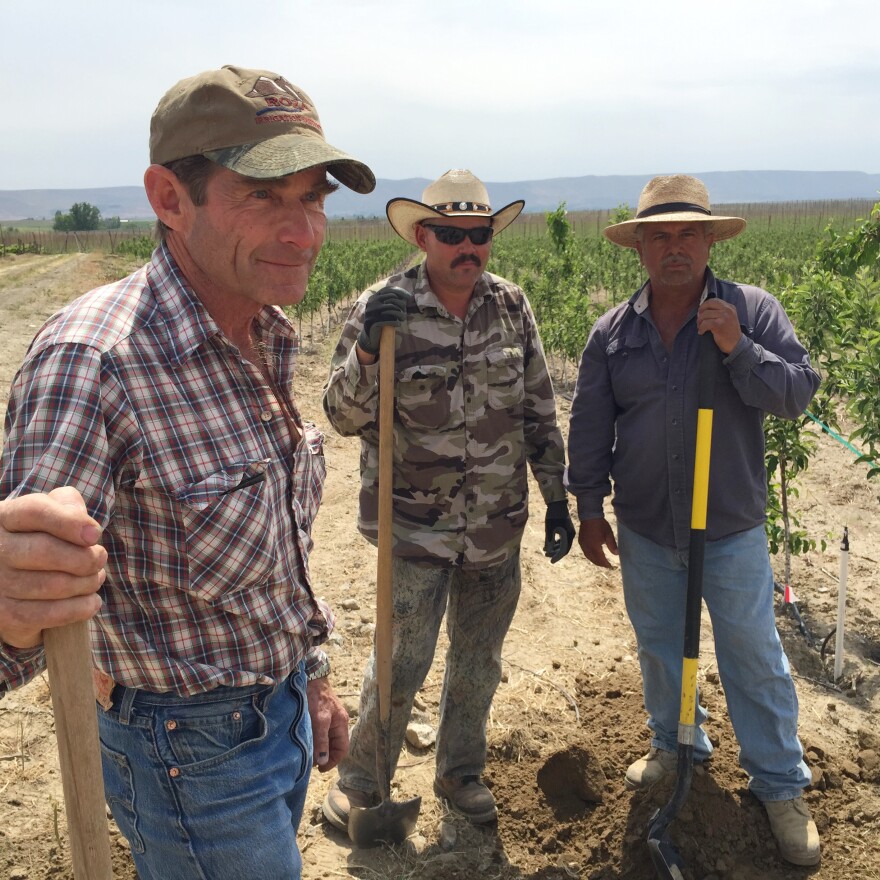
[44,621,114,879]
[376,325,395,727]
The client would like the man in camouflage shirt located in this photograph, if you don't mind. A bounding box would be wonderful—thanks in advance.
[321,170,575,827]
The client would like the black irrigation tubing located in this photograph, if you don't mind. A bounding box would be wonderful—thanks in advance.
[773,580,820,648]
[819,629,840,664]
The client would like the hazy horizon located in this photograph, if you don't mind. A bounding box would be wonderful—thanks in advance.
[1,0,877,192]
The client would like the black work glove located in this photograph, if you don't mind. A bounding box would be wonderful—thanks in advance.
[544,499,575,564]
[357,286,409,355]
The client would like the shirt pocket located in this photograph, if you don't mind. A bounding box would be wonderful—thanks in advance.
[605,334,659,404]
[176,460,277,600]
[397,364,451,430]
[486,345,524,410]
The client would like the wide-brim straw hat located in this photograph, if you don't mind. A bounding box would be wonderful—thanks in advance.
[386,169,524,246]
[604,174,746,248]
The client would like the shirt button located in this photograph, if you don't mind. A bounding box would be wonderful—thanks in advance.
[260,411,273,422]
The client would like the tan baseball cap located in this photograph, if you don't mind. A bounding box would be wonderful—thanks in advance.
[149,65,376,194]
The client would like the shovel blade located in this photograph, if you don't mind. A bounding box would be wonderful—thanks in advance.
[347,795,422,847]
[647,834,687,880]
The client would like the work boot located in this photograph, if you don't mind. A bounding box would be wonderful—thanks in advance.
[434,774,497,823]
[321,781,377,832]
[764,796,821,866]
[624,747,678,790]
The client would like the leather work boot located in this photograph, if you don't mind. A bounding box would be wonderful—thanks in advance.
[624,747,678,790]
[321,781,378,832]
[434,774,497,823]
[764,796,821,866]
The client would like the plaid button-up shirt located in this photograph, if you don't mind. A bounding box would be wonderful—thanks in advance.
[0,245,332,697]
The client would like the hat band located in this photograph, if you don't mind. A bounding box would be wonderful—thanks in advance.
[431,201,491,214]
[636,201,712,219]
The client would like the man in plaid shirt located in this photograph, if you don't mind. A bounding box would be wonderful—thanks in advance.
[0,65,375,878]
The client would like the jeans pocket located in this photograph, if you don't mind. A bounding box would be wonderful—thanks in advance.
[99,741,146,854]
[162,692,268,769]
[287,675,311,784]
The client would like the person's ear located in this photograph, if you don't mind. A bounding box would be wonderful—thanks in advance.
[144,164,192,234]
[413,223,429,253]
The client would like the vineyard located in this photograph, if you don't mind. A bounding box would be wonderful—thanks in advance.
[1,201,879,879]
[7,199,876,557]
[1,199,876,581]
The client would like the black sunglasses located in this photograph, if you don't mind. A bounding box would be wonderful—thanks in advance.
[423,224,494,246]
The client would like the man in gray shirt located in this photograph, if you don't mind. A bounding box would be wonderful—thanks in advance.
[565,175,821,867]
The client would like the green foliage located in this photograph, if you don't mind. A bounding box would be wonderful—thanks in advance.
[53,202,103,231]
[763,414,825,556]
[0,241,43,256]
[546,203,572,255]
[114,236,157,260]
[609,203,633,225]
[815,202,880,277]
[287,238,413,333]
[781,212,880,483]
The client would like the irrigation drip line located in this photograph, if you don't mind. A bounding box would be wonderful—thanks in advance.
[773,580,819,648]
[804,410,865,460]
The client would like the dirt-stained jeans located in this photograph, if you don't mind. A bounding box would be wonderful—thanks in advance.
[338,551,521,791]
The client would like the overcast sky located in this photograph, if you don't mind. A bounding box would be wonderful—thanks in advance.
[2,0,878,190]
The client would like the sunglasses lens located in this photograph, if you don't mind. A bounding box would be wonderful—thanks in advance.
[431,226,466,245]
[427,225,494,245]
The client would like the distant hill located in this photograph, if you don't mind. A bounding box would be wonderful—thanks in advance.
[1,170,878,223]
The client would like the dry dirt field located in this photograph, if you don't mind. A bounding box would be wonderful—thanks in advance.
[1,252,878,880]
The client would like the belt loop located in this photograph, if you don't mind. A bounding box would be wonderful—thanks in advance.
[117,686,137,725]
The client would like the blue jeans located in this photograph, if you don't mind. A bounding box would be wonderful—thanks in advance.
[618,522,810,802]
[97,664,312,879]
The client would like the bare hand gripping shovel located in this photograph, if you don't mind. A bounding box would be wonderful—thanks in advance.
[647,325,720,880]
[44,621,114,878]
[348,320,422,846]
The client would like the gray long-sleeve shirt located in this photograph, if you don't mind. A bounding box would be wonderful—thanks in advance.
[565,269,820,550]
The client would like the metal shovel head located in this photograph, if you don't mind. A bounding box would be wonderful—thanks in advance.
[647,807,686,880]
[646,750,694,880]
[647,832,687,880]
[347,794,422,847]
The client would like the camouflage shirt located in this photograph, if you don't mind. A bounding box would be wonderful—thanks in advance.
[322,261,567,570]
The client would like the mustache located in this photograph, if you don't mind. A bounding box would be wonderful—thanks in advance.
[662,256,692,268]
[451,254,482,268]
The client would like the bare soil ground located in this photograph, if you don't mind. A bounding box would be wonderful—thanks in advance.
[1,253,878,880]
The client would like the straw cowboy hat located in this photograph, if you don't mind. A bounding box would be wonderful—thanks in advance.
[604,174,746,249]
[386,169,525,246]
